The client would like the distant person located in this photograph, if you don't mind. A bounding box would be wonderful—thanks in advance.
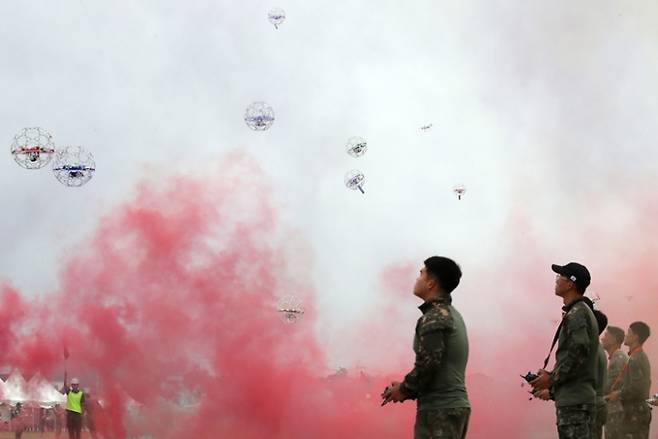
[38,407,47,438]
[10,402,26,439]
[602,326,628,439]
[85,391,101,439]
[53,403,65,439]
[61,377,85,439]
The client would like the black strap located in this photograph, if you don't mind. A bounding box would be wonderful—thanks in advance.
[542,297,595,370]
[543,319,564,370]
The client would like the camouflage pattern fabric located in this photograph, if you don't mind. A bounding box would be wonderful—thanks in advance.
[414,407,470,439]
[621,403,651,439]
[592,403,607,439]
[604,410,624,439]
[556,404,594,439]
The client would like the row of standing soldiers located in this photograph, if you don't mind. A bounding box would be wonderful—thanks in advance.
[529,262,652,439]
[600,322,652,439]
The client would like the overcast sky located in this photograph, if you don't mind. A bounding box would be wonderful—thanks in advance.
[1,0,657,370]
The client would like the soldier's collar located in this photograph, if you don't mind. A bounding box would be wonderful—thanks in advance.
[561,296,594,313]
[419,294,452,312]
[628,346,643,356]
[608,348,624,360]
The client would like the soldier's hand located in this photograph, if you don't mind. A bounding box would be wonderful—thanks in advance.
[380,385,393,406]
[532,389,551,401]
[387,382,407,403]
[529,369,551,390]
[605,391,620,402]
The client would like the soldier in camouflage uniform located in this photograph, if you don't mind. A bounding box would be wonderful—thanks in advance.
[382,256,470,439]
[602,326,628,439]
[606,321,652,439]
[592,310,609,439]
[531,262,599,439]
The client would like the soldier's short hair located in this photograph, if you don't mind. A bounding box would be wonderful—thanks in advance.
[630,321,651,344]
[606,326,625,345]
[593,310,608,336]
[424,256,462,294]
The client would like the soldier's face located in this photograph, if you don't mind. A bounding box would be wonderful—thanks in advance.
[601,330,615,349]
[413,267,429,298]
[554,274,572,297]
[624,328,638,346]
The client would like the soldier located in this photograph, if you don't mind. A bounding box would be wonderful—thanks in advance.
[606,321,651,439]
[602,326,628,439]
[381,256,470,439]
[531,262,598,439]
[592,310,608,439]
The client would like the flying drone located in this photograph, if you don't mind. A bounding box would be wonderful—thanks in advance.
[244,102,275,131]
[345,170,365,194]
[10,127,56,169]
[52,146,96,187]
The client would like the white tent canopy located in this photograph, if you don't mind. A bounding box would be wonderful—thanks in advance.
[2,370,65,407]
[4,369,29,404]
[27,372,66,407]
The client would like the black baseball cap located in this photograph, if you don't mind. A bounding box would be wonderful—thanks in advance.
[552,262,591,293]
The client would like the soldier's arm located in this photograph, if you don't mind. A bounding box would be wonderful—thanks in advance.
[400,313,450,399]
[550,314,591,386]
[606,355,627,393]
[620,358,647,402]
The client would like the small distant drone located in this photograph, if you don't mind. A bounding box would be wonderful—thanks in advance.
[419,124,433,131]
[345,136,367,158]
[268,7,286,29]
[10,127,56,169]
[345,169,365,194]
[453,184,466,200]
[277,295,304,324]
[244,102,275,131]
[52,146,96,187]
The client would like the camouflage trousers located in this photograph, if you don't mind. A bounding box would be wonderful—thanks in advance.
[621,403,651,439]
[556,404,595,439]
[604,410,624,439]
[414,407,470,439]
[592,404,607,439]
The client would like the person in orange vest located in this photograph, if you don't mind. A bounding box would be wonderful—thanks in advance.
[60,377,85,439]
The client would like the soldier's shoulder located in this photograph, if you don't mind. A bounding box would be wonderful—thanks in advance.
[612,351,629,364]
[635,350,651,365]
[418,303,454,334]
[614,350,629,360]
[565,302,594,325]
[569,300,593,315]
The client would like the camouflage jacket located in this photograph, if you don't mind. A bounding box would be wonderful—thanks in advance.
[400,294,470,409]
[550,298,598,407]
[605,349,628,413]
[621,349,651,405]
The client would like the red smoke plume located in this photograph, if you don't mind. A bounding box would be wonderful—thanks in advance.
[1,155,656,438]
[0,154,414,438]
